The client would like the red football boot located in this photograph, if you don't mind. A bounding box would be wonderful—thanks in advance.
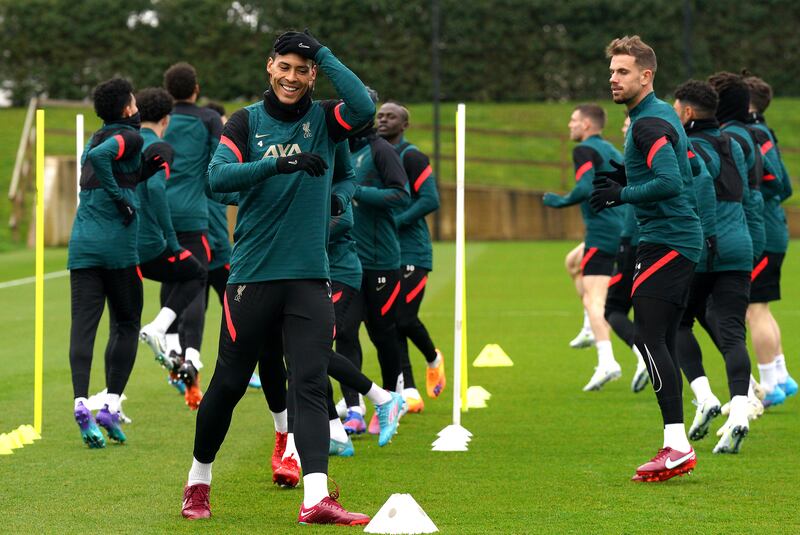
[181,483,211,519]
[271,432,288,474]
[297,486,370,526]
[273,454,301,488]
[631,447,696,482]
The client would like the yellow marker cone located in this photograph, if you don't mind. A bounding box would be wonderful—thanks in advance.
[0,434,14,454]
[16,426,35,444]
[21,425,41,441]
[472,344,514,367]
[6,431,24,449]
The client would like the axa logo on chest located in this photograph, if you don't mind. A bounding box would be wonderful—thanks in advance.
[261,143,302,158]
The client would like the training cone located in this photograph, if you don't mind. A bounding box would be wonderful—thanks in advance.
[466,386,491,409]
[364,493,438,534]
[432,424,471,451]
[17,425,40,442]
[13,428,33,445]
[5,431,24,450]
[22,425,41,441]
[472,344,513,367]
[0,435,13,455]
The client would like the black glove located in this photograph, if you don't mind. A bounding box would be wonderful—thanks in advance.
[275,152,328,176]
[331,194,344,216]
[595,160,627,186]
[114,198,136,227]
[274,29,323,60]
[590,178,624,212]
[140,143,174,182]
[705,235,717,271]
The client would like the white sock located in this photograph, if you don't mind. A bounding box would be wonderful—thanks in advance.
[774,354,789,383]
[105,393,121,414]
[403,387,421,400]
[271,409,288,434]
[282,432,301,468]
[187,457,212,486]
[166,333,182,354]
[74,397,88,410]
[151,307,177,332]
[596,340,616,368]
[302,472,329,508]
[366,383,392,406]
[758,362,778,392]
[729,395,750,423]
[689,376,713,404]
[663,423,691,452]
[582,308,591,330]
[329,418,348,443]
[348,405,365,416]
[185,347,203,370]
[633,345,645,367]
[427,352,442,369]
[396,373,404,393]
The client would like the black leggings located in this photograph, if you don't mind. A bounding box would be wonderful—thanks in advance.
[677,272,751,398]
[162,231,208,352]
[604,243,636,347]
[358,269,403,391]
[140,247,205,316]
[205,265,229,308]
[69,267,143,399]
[633,296,685,425]
[193,280,332,475]
[397,266,437,389]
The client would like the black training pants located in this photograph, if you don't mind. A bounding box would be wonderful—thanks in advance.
[359,269,403,391]
[397,265,437,390]
[140,247,205,317]
[193,280,332,475]
[162,231,208,352]
[69,267,142,399]
[205,265,229,308]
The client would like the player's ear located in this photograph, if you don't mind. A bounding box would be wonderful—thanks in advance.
[266,57,275,77]
[310,64,318,82]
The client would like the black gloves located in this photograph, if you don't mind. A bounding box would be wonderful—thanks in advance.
[331,194,344,216]
[140,143,174,182]
[595,160,627,186]
[275,152,328,176]
[274,29,323,60]
[705,235,717,271]
[590,178,624,212]
[114,198,136,226]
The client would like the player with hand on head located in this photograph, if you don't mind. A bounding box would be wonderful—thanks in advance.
[594,36,702,482]
[180,29,375,526]
[543,104,625,391]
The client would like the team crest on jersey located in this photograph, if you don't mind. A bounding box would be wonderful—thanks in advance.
[262,143,302,158]
[303,121,312,139]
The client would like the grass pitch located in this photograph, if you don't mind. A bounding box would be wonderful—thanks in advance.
[1,241,799,533]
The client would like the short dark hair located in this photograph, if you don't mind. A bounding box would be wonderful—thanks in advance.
[574,104,606,129]
[92,78,134,122]
[164,62,197,100]
[382,99,410,122]
[707,71,746,95]
[204,101,226,118]
[136,87,174,123]
[605,35,657,73]
[674,80,718,118]
[741,71,773,112]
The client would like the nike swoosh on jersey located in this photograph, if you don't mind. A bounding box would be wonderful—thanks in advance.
[255,133,270,138]
[664,451,694,469]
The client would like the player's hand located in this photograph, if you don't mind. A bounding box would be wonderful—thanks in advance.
[276,152,328,176]
[705,235,717,271]
[542,192,560,207]
[274,29,323,60]
[140,143,174,182]
[331,194,344,216]
[590,178,624,212]
[595,160,627,186]
[113,198,136,226]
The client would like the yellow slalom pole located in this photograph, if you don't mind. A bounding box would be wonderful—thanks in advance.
[34,109,44,435]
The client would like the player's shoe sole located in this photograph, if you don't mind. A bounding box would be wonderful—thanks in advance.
[582,365,622,391]
[631,458,696,482]
[688,399,721,441]
[713,425,748,454]
[569,329,595,349]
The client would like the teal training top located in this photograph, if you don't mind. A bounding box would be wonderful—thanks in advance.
[749,121,790,253]
[208,46,374,284]
[619,92,702,263]
[136,128,179,263]
[206,200,231,270]
[163,103,223,232]
[393,138,440,270]
[544,135,624,255]
[329,142,362,290]
[68,124,143,270]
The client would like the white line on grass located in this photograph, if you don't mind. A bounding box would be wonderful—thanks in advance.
[0,270,69,290]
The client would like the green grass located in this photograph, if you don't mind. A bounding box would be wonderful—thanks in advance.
[1,242,799,533]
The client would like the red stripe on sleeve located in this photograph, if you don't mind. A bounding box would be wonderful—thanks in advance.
[687,150,696,159]
[763,174,776,181]
[201,235,212,262]
[220,135,243,163]
[646,136,669,169]
[580,247,598,273]
[631,250,680,296]
[113,134,125,160]
[334,103,352,131]
[608,273,622,287]
[162,161,170,180]
[405,275,428,303]
[413,165,433,192]
[751,256,769,282]
[760,140,774,156]
[223,291,237,342]
[575,161,593,181]
[380,282,401,316]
